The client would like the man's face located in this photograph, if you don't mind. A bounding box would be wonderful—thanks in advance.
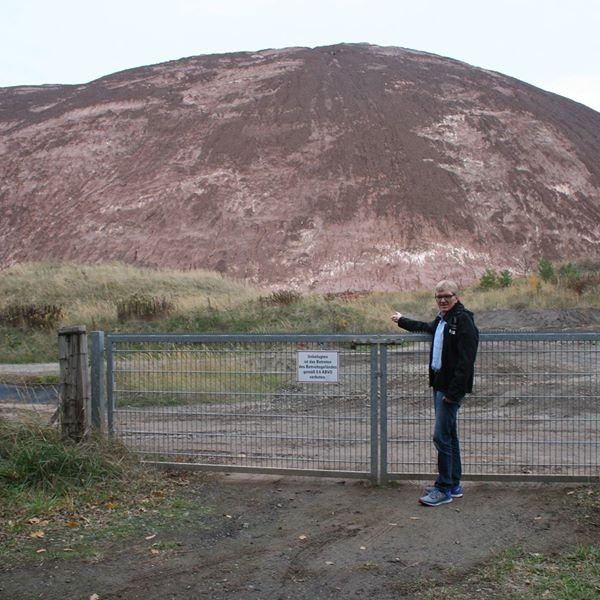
[434,288,458,314]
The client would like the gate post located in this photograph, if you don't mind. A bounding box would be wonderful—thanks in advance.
[58,325,91,442]
[90,331,106,433]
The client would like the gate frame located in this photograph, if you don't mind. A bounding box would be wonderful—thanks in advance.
[90,331,600,484]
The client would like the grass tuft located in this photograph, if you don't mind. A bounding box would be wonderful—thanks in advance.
[0,418,207,565]
[116,292,174,322]
[0,420,127,496]
[0,302,64,330]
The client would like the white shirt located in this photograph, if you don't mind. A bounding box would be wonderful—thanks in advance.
[431,316,445,371]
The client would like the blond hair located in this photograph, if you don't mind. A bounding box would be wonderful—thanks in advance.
[435,280,459,295]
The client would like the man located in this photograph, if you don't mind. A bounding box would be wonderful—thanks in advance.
[391,280,479,506]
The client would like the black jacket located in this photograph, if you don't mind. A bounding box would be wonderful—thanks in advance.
[397,301,479,401]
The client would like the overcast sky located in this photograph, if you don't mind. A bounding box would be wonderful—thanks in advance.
[2,0,599,112]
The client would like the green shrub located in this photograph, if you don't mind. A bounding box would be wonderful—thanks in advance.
[479,269,498,289]
[558,262,580,281]
[538,257,556,282]
[498,270,513,288]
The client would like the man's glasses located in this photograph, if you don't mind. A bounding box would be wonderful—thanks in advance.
[435,294,455,301]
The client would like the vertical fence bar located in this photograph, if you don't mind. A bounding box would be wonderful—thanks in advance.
[368,342,380,484]
[378,343,388,485]
[105,335,115,436]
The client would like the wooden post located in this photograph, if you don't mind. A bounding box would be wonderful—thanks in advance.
[58,325,91,442]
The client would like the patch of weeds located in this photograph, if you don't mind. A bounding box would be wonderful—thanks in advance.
[323,290,371,302]
[259,289,301,306]
[0,303,64,330]
[569,483,600,528]
[116,293,174,322]
[400,543,600,599]
[0,420,213,566]
[0,423,123,493]
[2,478,211,564]
[484,545,600,600]
[0,326,58,363]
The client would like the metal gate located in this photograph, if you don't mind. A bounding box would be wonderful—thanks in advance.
[90,332,600,483]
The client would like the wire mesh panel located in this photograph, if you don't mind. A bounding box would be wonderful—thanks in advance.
[467,333,600,480]
[106,334,377,479]
[383,338,436,479]
[384,332,600,481]
[101,332,600,481]
[0,381,60,424]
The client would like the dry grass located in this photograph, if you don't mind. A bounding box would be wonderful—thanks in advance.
[0,261,261,326]
[0,259,598,363]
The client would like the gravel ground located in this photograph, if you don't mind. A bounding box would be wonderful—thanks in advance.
[0,363,59,377]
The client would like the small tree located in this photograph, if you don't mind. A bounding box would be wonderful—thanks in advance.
[498,270,513,288]
[479,269,498,289]
[538,257,556,283]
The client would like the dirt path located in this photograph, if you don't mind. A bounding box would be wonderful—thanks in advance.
[1,474,595,600]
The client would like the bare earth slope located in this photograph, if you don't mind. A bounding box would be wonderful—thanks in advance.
[1,44,600,291]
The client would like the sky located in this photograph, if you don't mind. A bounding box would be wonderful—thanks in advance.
[1,0,600,112]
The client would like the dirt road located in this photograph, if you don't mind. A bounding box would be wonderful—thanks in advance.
[1,474,596,599]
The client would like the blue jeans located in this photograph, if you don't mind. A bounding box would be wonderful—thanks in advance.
[433,390,463,491]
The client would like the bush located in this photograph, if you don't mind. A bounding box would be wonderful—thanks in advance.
[0,303,64,330]
[116,293,174,322]
[498,270,513,288]
[479,269,498,289]
[558,262,580,281]
[538,257,556,283]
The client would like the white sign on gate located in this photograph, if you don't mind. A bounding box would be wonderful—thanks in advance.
[297,351,339,383]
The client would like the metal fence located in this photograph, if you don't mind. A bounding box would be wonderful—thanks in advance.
[0,376,60,425]
[90,331,600,483]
